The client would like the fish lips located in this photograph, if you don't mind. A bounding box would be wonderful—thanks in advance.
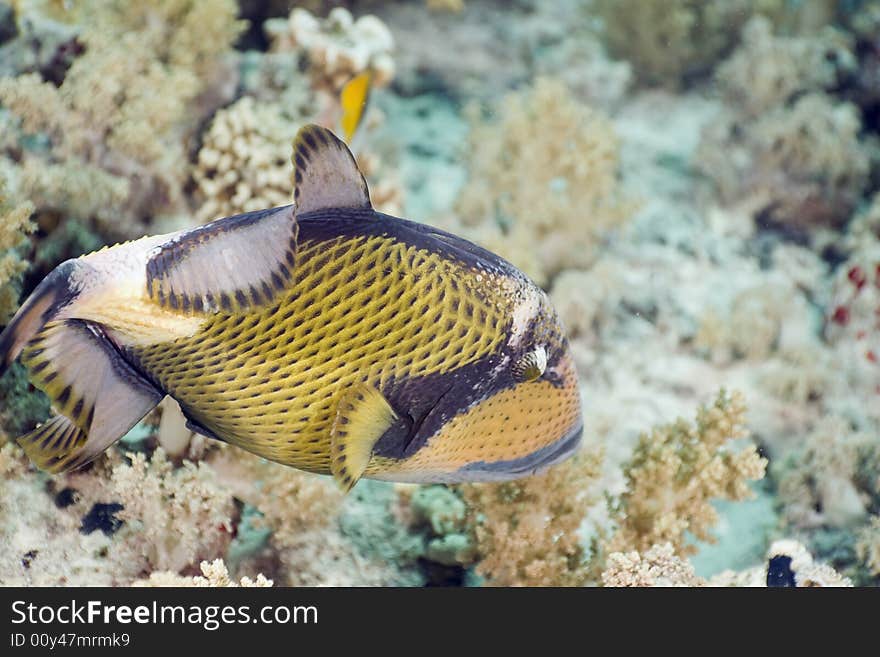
[454,420,584,482]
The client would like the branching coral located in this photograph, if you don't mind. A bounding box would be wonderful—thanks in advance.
[133,559,272,587]
[696,18,870,230]
[110,449,235,574]
[602,543,705,587]
[596,0,784,88]
[606,390,767,556]
[193,97,302,223]
[0,181,33,323]
[454,77,631,287]
[459,447,604,586]
[266,7,394,96]
[0,0,245,235]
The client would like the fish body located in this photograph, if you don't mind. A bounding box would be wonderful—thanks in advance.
[0,125,582,487]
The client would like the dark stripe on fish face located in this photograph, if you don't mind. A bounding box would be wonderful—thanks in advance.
[372,352,510,460]
[296,208,527,281]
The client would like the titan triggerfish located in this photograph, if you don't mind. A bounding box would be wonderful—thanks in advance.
[0,125,583,490]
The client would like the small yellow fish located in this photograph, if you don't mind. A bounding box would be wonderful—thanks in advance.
[339,70,373,144]
[0,125,582,489]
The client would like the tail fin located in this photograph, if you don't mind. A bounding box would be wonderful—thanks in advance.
[0,259,80,378]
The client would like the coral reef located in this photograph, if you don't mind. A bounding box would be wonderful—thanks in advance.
[604,539,853,587]
[265,7,394,96]
[696,18,871,230]
[1,0,879,590]
[595,0,785,88]
[776,416,879,529]
[453,77,632,287]
[605,391,767,556]
[601,543,705,587]
[193,97,302,223]
[0,181,33,323]
[458,448,604,586]
[110,449,235,574]
[134,559,272,587]
[0,0,245,236]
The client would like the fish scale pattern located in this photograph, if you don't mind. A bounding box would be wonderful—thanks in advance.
[131,232,511,472]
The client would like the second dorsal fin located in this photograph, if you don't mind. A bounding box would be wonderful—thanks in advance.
[292,124,372,215]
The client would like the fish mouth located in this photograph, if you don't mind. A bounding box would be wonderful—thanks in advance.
[454,421,584,482]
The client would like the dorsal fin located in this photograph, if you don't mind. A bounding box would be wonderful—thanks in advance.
[292,124,371,215]
[146,205,297,315]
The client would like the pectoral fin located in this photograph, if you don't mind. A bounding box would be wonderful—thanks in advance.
[330,384,397,492]
[17,319,163,473]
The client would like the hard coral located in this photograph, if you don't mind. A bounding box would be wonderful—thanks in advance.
[606,390,767,556]
[459,447,604,587]
[193,97,302,223]
[454,77,631,287]
[601,543,705,587]
[266,7,394,96]
[596,0,784,88]
[134,559,273,587]
[0,0,245,236]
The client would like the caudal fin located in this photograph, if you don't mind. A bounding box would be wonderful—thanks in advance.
[0,259,80,378]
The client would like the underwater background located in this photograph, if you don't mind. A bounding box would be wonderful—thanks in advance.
[0,0,879,587]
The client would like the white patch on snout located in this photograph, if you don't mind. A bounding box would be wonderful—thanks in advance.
[507,286,543,348]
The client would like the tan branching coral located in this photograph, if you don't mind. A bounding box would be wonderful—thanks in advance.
[459,447,604,586]
[454,77,631,287]
[134,559,273,587]
[602,543,706,587]
[110,449,235,573]
[266,7,394,95]
[596,0,784,87]
[0,0,245,235]
[606,390,767,556]
[0,182,34,323]
[193,97,302,223]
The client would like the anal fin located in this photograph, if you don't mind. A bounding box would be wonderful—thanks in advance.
[330,384,397,492]
[18,319,163,473]
[18,415,87,472]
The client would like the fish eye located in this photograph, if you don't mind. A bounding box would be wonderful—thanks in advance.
[512,345,547,383]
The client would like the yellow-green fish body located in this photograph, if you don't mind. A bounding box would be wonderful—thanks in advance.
[0,125,582,488]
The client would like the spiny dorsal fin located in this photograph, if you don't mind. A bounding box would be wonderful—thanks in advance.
[292,124,371,215]
[146,205,297,315]
[18,319,163,473]
[330,384,396,492]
